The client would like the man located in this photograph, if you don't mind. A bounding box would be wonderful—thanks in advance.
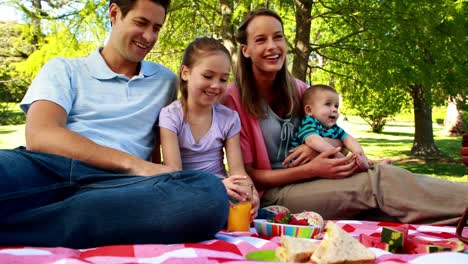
[0,0,229,249]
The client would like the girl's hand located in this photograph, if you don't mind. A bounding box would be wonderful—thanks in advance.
[222,175,251,202]
[282,144,318,168]
[223,176,259,219]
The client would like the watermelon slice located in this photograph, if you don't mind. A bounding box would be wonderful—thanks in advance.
[380,226,408,253]
[404,236,465,254]
[360,234,389,251]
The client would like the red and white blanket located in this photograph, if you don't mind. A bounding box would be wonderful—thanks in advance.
[1,220,467,263]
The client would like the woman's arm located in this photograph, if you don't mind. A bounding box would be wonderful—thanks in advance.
[225,134,249,178]
[159,127,182,171]
[247,148,357,188]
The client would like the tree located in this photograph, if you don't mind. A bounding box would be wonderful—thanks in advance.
[8,0,108,47]
[155,0,294,71]
[1,0,107,102]
[310,0,467,158]
[291,0,312,81]
[0,22,34,102]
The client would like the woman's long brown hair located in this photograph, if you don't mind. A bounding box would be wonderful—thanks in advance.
[234,8,300,119]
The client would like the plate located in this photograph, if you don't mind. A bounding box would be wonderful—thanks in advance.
[219,230,253,237]
[245,249,278,261]
[253,219,322,239]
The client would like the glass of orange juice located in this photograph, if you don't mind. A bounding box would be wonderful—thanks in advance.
[227,183,253,232]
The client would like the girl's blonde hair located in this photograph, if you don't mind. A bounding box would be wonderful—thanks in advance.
[235,8,300,118]
[178,37,231,119]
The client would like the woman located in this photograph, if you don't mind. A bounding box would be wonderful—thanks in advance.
[223,8,468,225]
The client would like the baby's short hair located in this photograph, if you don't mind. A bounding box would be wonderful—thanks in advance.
[302,84,338,105]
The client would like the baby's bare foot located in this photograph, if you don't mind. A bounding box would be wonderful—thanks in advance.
[379,159,392,165]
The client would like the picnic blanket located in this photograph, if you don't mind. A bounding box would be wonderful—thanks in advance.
[1,220,467,263]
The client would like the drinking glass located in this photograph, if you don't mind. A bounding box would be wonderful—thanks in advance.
[227,182,253,232]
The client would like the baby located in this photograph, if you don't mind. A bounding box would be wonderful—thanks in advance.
[291,84,372,171]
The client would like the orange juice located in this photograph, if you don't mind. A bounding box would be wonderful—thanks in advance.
[227,201,252,232]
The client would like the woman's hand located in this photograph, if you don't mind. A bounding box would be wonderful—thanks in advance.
[250,186,260,220]
[282,144,318,168]
[305,148,357,179]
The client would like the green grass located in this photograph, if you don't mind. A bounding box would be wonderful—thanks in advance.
[339,115,467,182]
[0,103,26,149]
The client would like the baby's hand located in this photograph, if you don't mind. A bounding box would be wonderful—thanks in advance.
[354,152,370,172]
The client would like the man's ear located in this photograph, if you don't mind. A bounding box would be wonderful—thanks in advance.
[240,44,250,58]
[180,65,190,81]
[109,3,120,24]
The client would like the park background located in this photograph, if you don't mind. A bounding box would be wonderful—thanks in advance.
[0,0,466,181]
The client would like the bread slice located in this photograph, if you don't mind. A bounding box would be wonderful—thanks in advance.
[310,221,376,264]
[275,235,319,262]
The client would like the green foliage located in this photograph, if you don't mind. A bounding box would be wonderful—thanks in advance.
[0,22,33,103]
[310,0,466,134]
[16,24,97,78]
[155,0,297,73]
[1,1,107,105]
[0,103,25,125]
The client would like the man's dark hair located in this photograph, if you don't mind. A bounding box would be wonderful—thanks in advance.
[109,0,171,17]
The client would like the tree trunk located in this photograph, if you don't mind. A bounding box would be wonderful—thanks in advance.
[31,0,43,47]
[292,0,313,82]
[410,84,441,157]
[219,0,237,63]
[444,95,464,136]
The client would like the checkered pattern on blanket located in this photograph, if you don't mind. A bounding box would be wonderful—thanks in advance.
[1,220,467,263]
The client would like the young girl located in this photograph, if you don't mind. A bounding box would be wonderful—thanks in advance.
[159,37,259,218]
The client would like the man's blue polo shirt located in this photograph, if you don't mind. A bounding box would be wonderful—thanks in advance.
[20,48,177,161]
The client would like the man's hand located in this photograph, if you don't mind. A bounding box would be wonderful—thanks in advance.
[128,160,177,176]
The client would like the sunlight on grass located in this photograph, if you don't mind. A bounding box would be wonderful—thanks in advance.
[0,124,25,149]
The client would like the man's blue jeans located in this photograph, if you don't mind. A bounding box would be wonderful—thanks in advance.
[0,148,229,249]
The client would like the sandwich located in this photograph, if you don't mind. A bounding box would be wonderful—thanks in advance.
[310,221,376,264]
[275,235,319,262]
